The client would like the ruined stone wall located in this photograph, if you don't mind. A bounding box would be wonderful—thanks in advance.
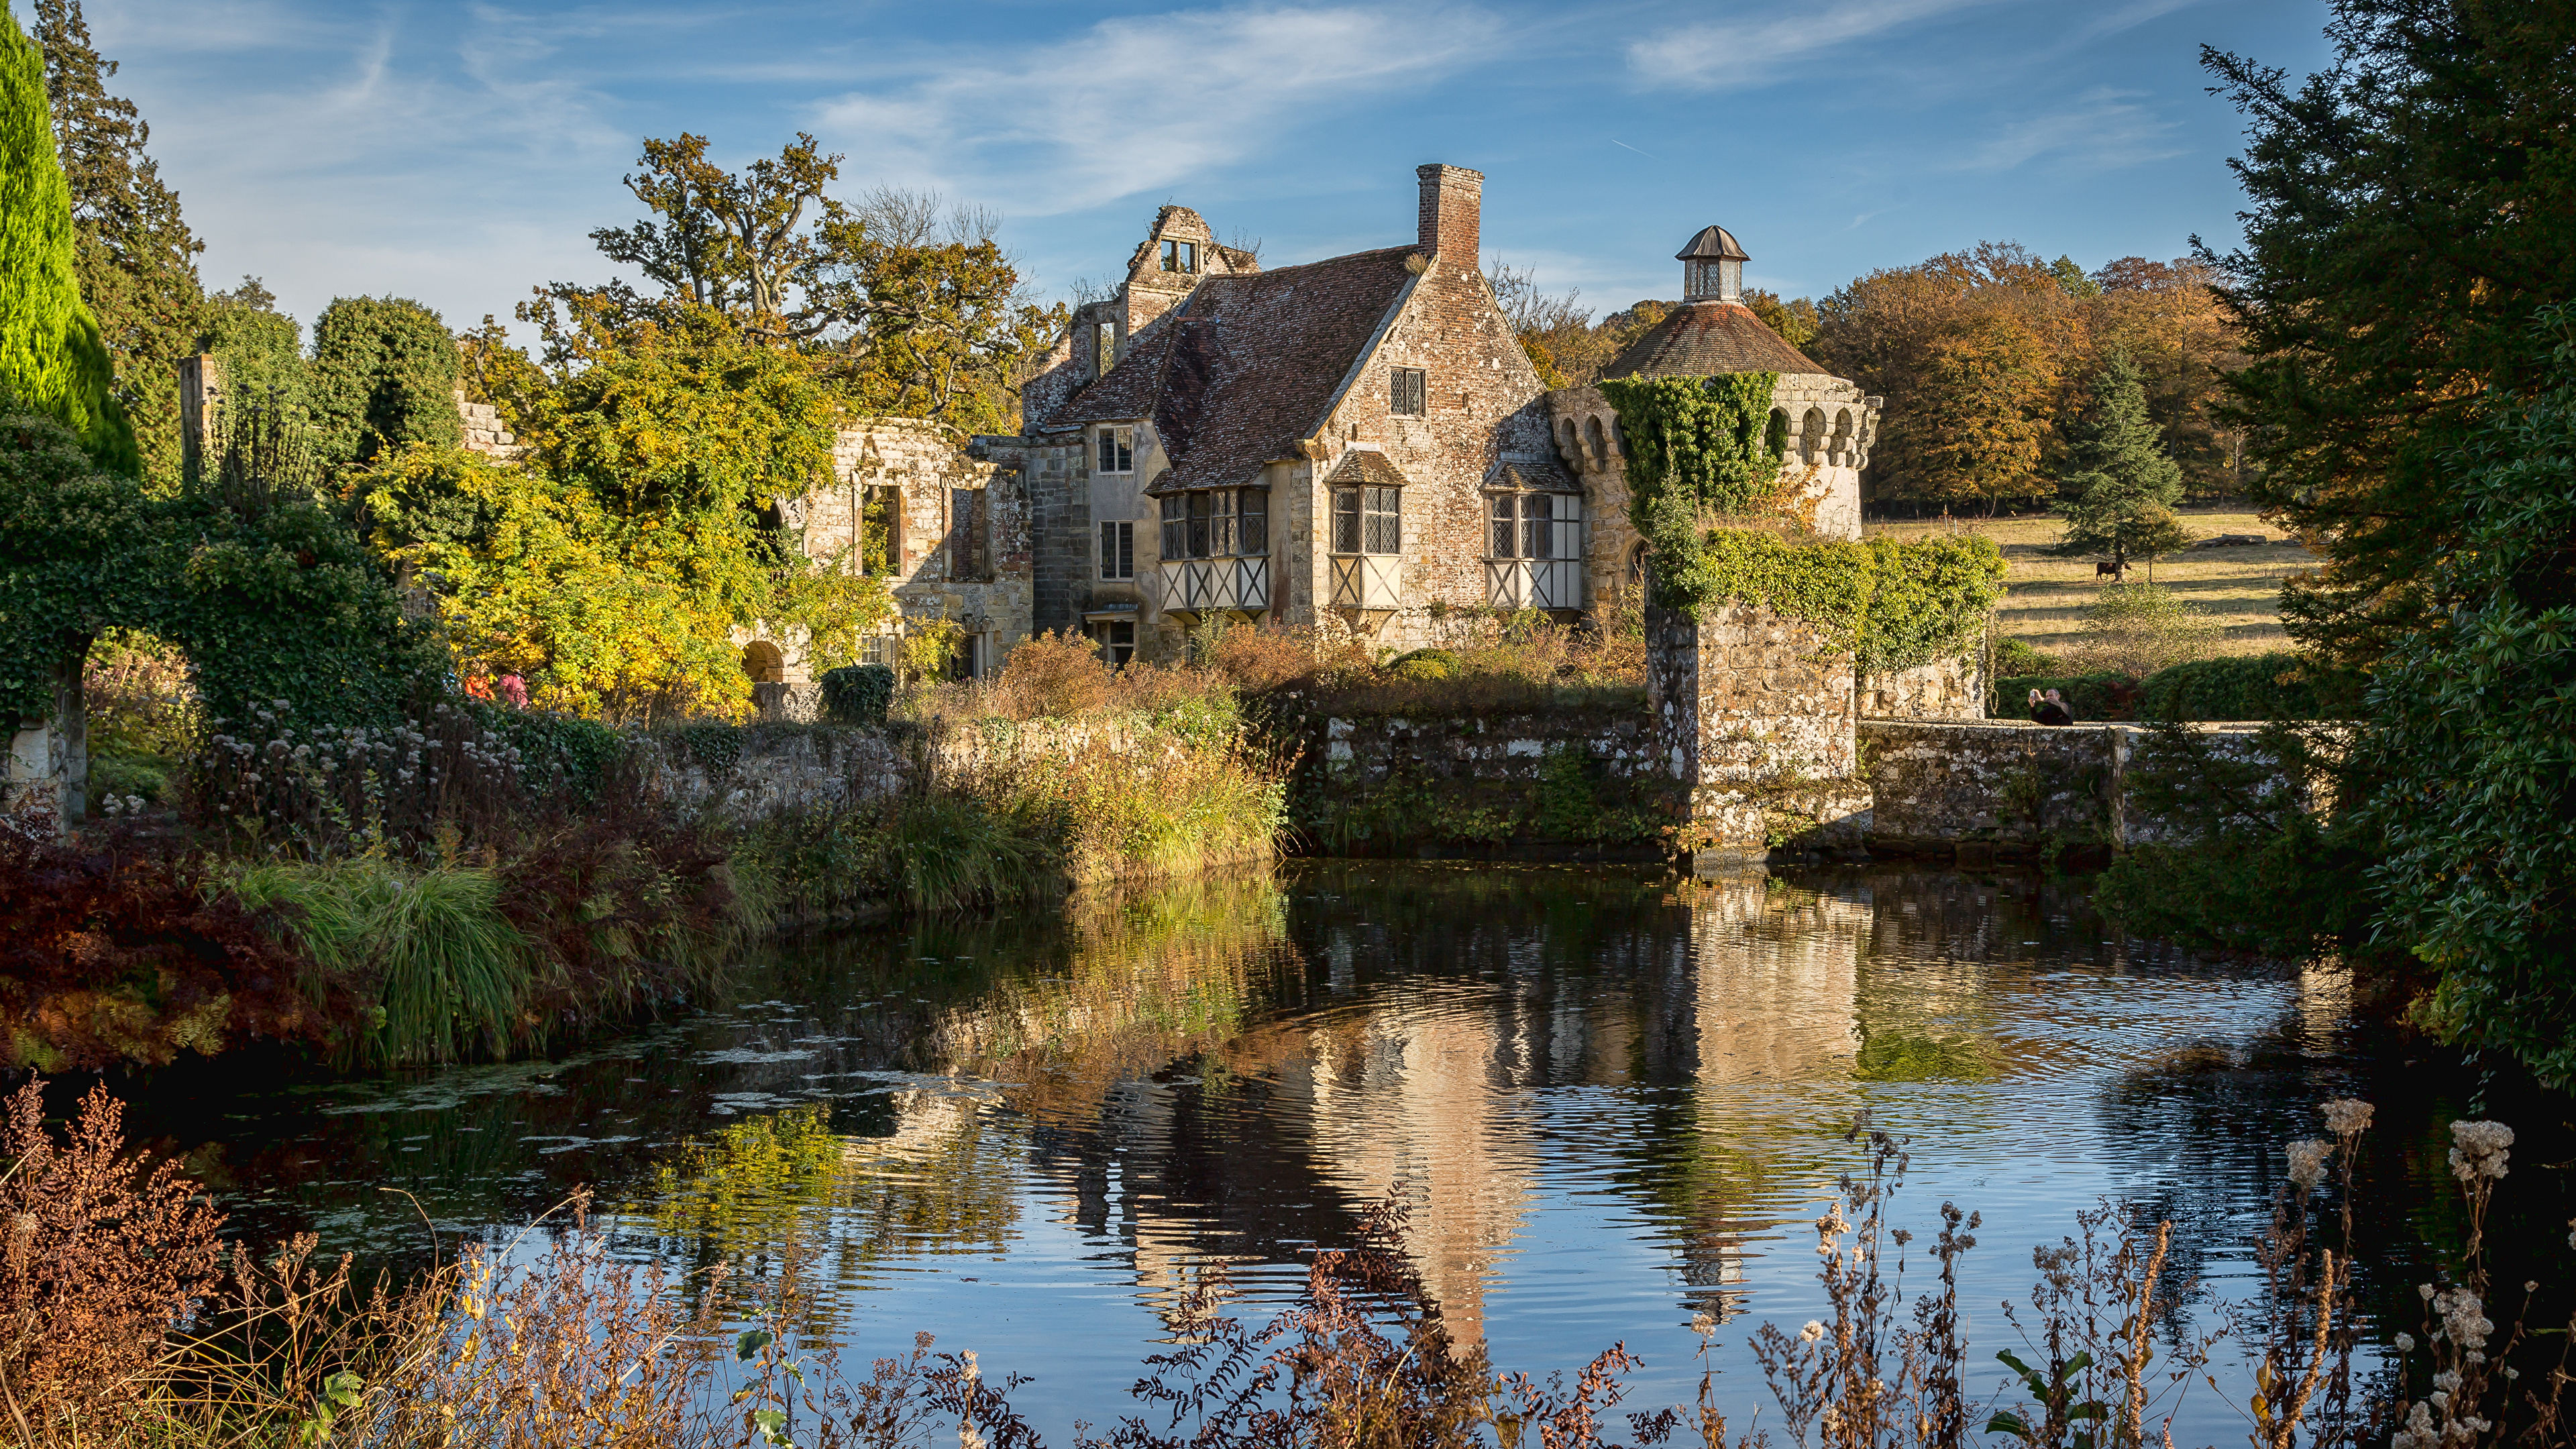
[1650,601,1871,859]
[3,719,76,830]
[1314,710,1663,786]
[1857,718,2282,854]
[639,724,914,820]
[1859,653,1984,720]
[749,419,1033,688]
[455,389,523,460]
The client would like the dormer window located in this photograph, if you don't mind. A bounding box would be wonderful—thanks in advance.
[1161,239,1198,274]
[1095,321,1118,376]
[1096,425,1134,474]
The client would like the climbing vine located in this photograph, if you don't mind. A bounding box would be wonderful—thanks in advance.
[1599,372,1786,537]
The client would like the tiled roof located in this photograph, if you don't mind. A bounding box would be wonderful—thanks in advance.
[1603,301,1825,380]
[1326,449,1407,487]
[1050,246,1421,493]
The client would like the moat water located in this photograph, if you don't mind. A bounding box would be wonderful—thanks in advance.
[131,863,2575,1440]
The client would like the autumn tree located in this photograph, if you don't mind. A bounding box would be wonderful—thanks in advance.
[529,133,1064,434]
[1871,312,2057,513]
[1811,241,2243,511]
[32,0,202,488]
[2202,0,2576,668]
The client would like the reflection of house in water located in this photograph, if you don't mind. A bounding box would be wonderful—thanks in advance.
[1686,875,1868,1083]
[1002,875,1891,1344]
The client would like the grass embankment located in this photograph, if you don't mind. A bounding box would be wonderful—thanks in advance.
[1867,507,2314,659]
[3,644,1295,1076]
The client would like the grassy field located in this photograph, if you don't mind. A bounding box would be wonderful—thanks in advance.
[1866,507,2317,658]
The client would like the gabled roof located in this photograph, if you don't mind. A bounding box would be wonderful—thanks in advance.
[1047,246,1421,492]
[1603,301,1825,380]
[1675,225,1748,262]
[1326,448,1407,487]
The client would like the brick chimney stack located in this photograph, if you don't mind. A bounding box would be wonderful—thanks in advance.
[1415,163,1483,258]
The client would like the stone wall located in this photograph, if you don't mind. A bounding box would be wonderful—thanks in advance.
[643,715,1187,822]
[1315,710,1662,786]
[639,725,914,821]
[1651,601,1871,857]
[1298,706,1680,857]
[3,719,74,831]
[1858,653,1984,720]
[1858,718,2278,855]
[749,419,1035,687]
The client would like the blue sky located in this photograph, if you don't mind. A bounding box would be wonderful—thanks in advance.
[66,0,2335,340]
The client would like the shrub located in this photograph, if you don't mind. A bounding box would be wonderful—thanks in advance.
[0,1077,225,1437]
[228,857,529,1067]
[819,662,895,725]
[2137,651,2360,721]
[0,829,328,1071]
[1993,636,2058,678]
[1993,670,2138,721]
[2069,580,2220,677]
[1386,648,1460,682]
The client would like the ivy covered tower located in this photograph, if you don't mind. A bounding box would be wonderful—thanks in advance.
[1536,227,1947,870]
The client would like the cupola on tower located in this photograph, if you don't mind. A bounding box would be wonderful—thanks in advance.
[1676,225,1748,304]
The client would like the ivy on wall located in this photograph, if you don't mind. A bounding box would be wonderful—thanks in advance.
[1597,372,2006,674]
[1599,372,1786,536]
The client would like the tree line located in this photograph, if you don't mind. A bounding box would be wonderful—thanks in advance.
[1495,244,2244,518]
[5,0,1063,731]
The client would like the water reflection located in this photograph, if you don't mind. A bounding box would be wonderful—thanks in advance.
[122,861,2573,1440]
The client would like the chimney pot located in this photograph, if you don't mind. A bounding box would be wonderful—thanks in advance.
[1415,163,1483,258]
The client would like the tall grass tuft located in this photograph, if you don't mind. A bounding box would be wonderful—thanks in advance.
[229,856,529,1066]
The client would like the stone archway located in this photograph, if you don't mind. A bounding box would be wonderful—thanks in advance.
[741,640,787,684]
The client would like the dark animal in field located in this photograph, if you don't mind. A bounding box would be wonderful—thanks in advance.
[2096,560,2127,579]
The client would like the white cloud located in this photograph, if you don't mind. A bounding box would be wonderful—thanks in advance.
[1957,87,2185,174]
[1623,0,1994,91]
[809,5,1505,217]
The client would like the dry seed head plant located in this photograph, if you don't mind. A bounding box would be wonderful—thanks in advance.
[5,1084,2575,1447]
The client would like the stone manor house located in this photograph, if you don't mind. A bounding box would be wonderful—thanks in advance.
[744,162,1883,700]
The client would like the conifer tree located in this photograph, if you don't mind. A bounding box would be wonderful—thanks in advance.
[0,3,133,473]
[35,0,205,488]
[2051,351,2190,573]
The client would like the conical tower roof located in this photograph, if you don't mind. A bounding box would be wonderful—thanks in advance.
[1603,302,1823,380]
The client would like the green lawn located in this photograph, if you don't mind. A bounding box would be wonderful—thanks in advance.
[1866,508,2317,658]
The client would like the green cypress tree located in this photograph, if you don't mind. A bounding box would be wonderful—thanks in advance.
[35,0,205,489]
[0,4,132,474]
[2051,351,2190,573]
[309,295,462,470]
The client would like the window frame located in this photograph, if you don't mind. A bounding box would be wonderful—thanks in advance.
[1486,490,1579,561]
[1389,367,1427,417]
[1096,425,1134,475]
[1159,488,1271,559]
[1099,520,1134,580]
[1334,484,1401,556]
[1088,618,1136,667]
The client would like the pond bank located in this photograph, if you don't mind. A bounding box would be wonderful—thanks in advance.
[58,859,2576,1446]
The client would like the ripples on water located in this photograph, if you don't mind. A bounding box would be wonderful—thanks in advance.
[132,863,2574,1440]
